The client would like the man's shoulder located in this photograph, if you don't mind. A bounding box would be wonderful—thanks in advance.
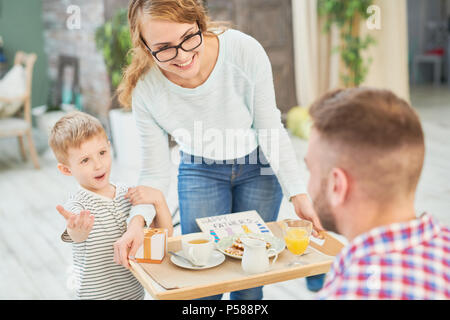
[439,222,450,238]
[423,213,450,249]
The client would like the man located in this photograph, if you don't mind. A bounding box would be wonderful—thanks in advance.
[304,87,450,299]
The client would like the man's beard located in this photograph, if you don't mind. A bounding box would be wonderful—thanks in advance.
[312,178,339,234]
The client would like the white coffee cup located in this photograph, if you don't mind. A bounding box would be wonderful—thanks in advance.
[181,232,214,266]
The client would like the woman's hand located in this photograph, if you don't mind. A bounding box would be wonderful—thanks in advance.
[113,215,145,269]
[290,194,325,238]
[125,186,163,206]
[126,186,174,237]
[56,205,94,243]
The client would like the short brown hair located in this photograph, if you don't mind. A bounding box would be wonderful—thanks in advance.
[48,111,107,164]
[309,87,425,200]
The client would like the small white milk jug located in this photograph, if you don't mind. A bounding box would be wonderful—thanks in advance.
[241,237,278,275]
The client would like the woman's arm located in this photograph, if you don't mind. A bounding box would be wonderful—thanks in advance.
[251,42,307,200]
[125,185,174,236]
[127,88,172,227]
[114,87,172,268]
[250,41,324,236]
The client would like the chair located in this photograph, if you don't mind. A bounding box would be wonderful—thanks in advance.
[0,51,40,169]
[413,52,443,87]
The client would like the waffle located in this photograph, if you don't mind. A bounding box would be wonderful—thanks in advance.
[224,246,244,257]
[231,238,244,250]
[225,237,272,257]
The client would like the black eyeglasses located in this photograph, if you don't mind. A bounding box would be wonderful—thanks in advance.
[141,29,203,63]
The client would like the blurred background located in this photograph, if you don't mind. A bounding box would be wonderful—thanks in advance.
[0,0,449,299]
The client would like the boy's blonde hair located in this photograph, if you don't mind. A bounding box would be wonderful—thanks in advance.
[49,111,108,164]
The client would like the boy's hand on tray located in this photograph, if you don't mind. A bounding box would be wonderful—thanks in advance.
[56,205,95,243]
[113,215,145,269]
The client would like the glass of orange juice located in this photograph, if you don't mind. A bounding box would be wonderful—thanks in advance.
[282,219,312,266]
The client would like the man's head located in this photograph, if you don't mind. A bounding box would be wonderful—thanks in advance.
[49,111,112,192]
[305,87,425,236]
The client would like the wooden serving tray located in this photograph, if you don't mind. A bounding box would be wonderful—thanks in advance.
[130,220,344,300]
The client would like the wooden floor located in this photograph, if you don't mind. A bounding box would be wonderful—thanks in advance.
[0,85,449,300]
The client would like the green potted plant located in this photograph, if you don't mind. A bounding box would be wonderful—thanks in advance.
[95,8,132,104]
[288,1,376,141]
[318,0,376,87]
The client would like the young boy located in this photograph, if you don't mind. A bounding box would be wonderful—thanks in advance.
[49,111,173,300]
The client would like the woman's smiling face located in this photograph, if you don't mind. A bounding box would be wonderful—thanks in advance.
[140,18,204,81]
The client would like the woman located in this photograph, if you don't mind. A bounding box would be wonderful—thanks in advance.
[113,0,324,299]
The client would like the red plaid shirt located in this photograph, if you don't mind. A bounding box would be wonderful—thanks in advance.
[316,213,450,299]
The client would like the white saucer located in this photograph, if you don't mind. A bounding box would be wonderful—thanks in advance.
[170,250,225,270]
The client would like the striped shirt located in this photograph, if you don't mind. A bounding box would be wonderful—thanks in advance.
[316,213,450,300]
[61,183,144,300]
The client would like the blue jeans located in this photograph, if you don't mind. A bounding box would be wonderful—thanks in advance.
[177,147,283,300]
[306,273,326,292]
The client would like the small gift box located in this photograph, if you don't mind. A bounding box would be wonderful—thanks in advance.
[135,228,168,264]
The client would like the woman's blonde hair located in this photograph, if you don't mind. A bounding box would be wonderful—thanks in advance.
[117,0,229,108]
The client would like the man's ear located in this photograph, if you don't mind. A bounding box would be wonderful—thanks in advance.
[328,167,349,208]
[57,163,72,176]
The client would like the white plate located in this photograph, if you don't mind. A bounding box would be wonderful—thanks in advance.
[216,233,286,259]
[170,250,225,270]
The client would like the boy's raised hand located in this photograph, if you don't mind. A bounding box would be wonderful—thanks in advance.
[56,205,95,243]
